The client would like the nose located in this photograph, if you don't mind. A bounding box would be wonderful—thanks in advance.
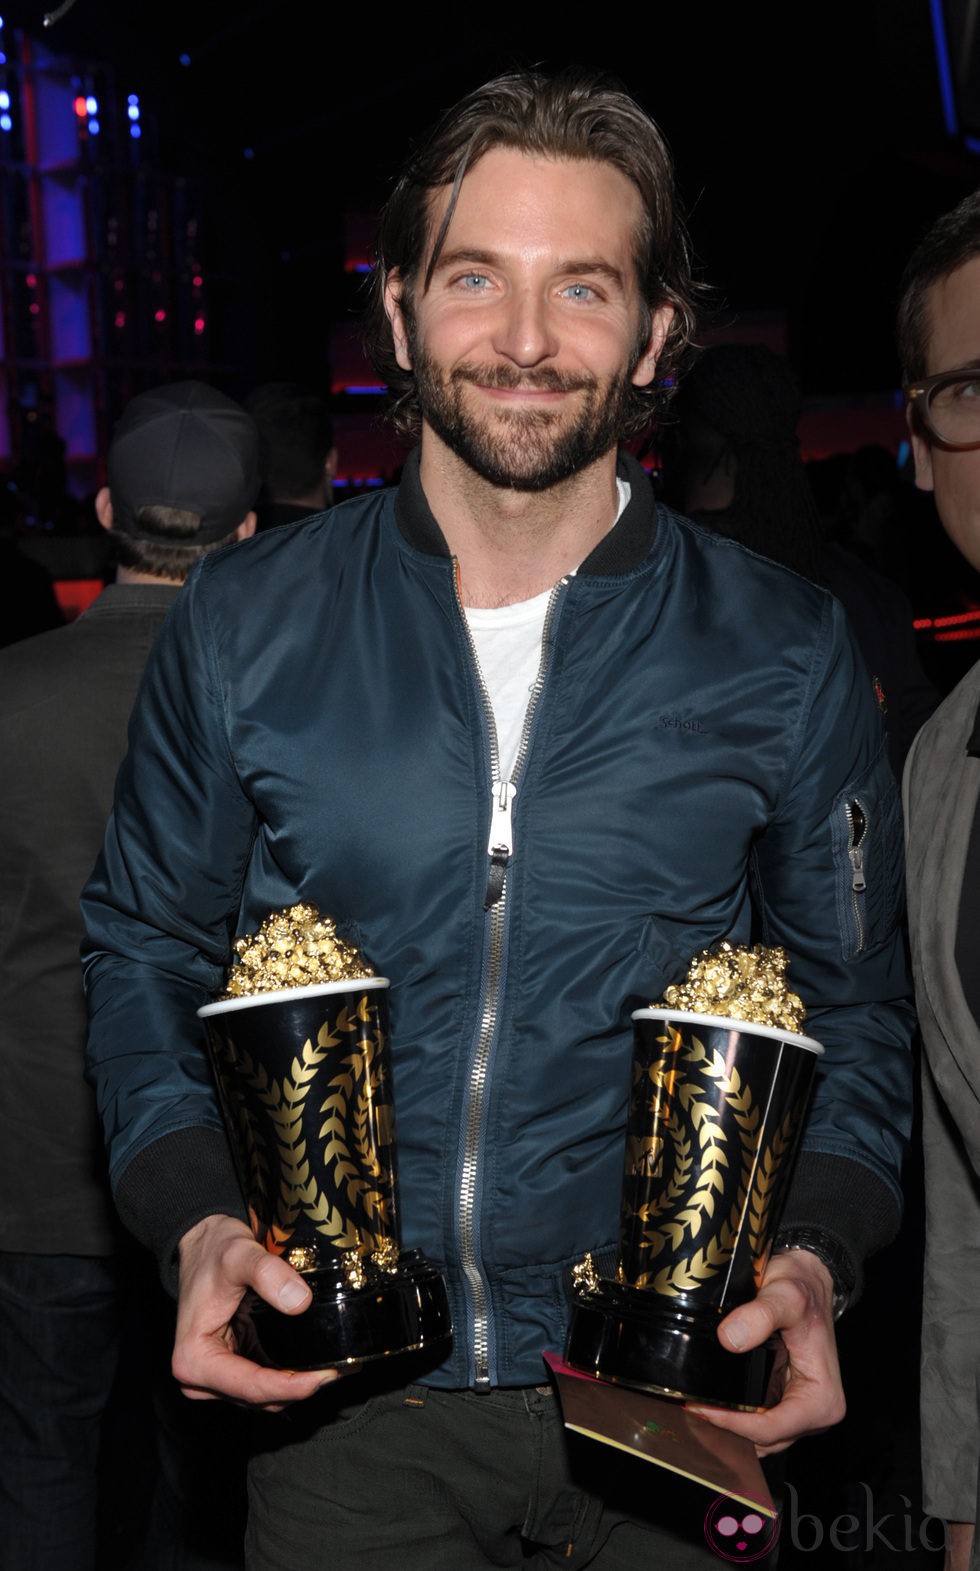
[492,288,558,368]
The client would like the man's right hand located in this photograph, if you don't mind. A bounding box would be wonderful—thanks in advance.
[173,1214,340,1409]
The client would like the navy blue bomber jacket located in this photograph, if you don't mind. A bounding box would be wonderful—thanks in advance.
[82,450,914,1391]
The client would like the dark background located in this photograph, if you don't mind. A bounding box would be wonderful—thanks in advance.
[0,4,973,1562]
[6,0,977,395]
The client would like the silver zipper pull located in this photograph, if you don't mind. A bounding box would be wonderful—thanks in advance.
[484,779,516,909]
[847,799,867,893]
[849,846,866,892]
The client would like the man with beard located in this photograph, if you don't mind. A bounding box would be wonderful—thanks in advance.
[82,70,913,1568]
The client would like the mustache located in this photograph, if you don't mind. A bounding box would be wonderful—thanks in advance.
[451,362,596,395]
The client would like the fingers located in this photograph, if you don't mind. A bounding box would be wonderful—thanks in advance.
[716,1254,829,1355]
[172,1213,340,1409]
[688,1249,845,1456]
[176,1353,339,1410]
[688,1365,845,1457]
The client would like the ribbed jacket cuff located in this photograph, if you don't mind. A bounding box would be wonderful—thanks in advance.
[113,1127,249,1296]
[774,1150,902,1306]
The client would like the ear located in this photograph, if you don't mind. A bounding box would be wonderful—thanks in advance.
[384,269,413,373]
[631,303,675,389]
[906,404,935,493]
[324,446,337,485]
[236,511,257,541]
[95,486,113,531]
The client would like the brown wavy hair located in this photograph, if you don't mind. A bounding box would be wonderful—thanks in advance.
[363,68,703,441]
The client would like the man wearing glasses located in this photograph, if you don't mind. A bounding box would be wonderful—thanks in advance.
[902,189,980,1571]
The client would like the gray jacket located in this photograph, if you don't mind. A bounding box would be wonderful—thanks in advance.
[904,658,980,1526]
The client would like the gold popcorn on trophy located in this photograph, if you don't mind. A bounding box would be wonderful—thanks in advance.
[198,904,451,1371]
[565,942,822,1410]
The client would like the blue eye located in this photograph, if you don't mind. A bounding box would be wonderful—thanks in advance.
[460,273,490,289]
[562,283,596,301]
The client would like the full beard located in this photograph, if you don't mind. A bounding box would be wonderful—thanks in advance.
[412,351,636,492]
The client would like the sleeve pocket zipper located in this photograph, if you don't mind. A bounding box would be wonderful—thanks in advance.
[845,798,868,953]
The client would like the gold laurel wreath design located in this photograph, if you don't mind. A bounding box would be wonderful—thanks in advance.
[747,1106,799,1285]
[264,1029,340,1253]
[630,1050,694,1267]
[218,997,393,1257]
[317,1003,393,1247]
[213,1042,282,1247]
[633,1029,759,1296]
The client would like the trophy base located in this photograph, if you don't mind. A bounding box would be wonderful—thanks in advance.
[565,1280,785,1411]
[240,1249,452,1372]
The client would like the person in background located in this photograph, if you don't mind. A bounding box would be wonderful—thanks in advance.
[663,340,938,778]
[243,381,336,531]
[0,381,257,1571]
[901,188,980,1571]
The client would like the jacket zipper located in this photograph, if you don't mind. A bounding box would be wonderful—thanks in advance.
[845,798,867,953]
[454,566,568,1389]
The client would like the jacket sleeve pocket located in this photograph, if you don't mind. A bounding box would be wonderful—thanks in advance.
[830,747,904,961]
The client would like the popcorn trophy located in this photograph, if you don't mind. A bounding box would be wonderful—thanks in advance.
[198,905,452,1371]
[565,944,822,1410]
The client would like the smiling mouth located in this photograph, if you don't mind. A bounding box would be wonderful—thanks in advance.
[454,364,594,396]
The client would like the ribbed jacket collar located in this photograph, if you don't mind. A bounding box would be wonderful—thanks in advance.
[393,446,658,575]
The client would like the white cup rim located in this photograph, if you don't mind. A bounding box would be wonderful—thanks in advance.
[198,976,389,1018]
[631,1006,824,1056]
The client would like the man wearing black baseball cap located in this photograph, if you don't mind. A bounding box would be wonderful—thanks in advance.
[94,379,258,575]
[0,381,257,1570]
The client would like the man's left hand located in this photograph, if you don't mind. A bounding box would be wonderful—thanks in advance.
[686,1248,845,1455]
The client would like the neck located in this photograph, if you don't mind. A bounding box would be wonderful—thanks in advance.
[113,565,183,587]
[277,488,328,511]
[418,429,621,609]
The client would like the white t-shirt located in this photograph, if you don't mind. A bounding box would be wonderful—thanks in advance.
[463,478,631,779]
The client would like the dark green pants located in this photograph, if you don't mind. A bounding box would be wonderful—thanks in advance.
[246,1380,772,1569]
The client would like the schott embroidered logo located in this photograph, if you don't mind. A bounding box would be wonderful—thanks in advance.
[660,712,706,734]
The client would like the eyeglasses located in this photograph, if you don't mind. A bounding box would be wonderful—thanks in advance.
[905,366,980,450]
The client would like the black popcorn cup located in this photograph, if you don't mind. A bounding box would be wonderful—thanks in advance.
[198,977,452,1371]
[565,1007,822,1410]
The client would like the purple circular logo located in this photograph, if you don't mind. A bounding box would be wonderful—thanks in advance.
[703,1496,780,1563]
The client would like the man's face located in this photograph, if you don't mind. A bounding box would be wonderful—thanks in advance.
[384,148,672,491]
[910,254,980,571]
